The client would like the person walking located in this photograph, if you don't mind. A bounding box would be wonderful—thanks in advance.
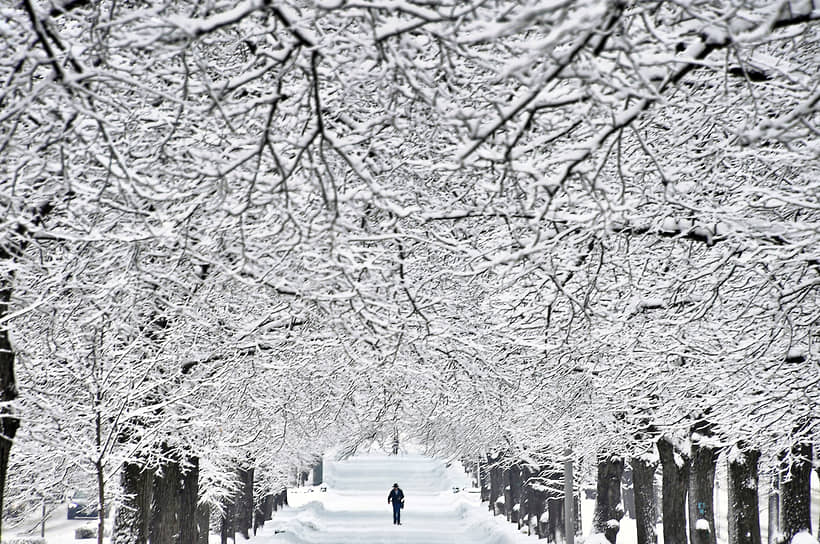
[387,483,404,525]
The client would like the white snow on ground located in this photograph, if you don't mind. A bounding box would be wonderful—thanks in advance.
[4,503,113,544]
[13,452,818,543]
[252,452,541,544]
[791,531,819,544]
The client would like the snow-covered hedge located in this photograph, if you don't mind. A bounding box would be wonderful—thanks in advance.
[3,538,47,544]
[74,525,97,540]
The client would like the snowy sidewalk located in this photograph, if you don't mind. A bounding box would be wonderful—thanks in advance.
[252,453,538,544]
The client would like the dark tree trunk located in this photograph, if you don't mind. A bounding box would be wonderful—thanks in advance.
[817,467,820,541]
[151,457,182,544]
[519,464,534,532]
[689,432,720,544]
[506,464,522,522]
[512,464,523,523]
[526,470,548,539]
[196,501,210,544]
[592,454,625,535]
[219,493,235,544]
[658,437,690,544]
[632,455,659,544]
[767,474,780,544]
[780,442,812,541]
[817,467,820,543]
[489,456,504,515]
[254,500,264,534]
[544,463,565,543]
[503,467,512,519]
[112,462,153,544]
[0,283,20,539]
[179,457,199,544]
[236,467,254,540]
[480,457,491,503]
[96,458,106,544]
[0,203,51,537]
[727,445,762,544]
[548,495,565,543]
[282,488,288,506]
[264,495,274,520]
[312,459,323,485]
[520,463,539,531]
[622,466,635,519]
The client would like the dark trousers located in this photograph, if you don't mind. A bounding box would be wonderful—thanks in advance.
[392,502,401,524]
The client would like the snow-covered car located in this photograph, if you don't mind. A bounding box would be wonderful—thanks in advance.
[67,490,99,519]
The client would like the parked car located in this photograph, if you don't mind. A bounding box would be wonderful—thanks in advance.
[67,490,99,519]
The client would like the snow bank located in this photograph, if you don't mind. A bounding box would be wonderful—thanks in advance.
[791,531,819,544]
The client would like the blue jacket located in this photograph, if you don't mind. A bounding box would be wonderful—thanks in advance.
[388,488,404,504]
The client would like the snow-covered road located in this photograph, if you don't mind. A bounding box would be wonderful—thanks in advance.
[256,453,535,544]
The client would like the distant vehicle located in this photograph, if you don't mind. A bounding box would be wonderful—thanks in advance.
[67,490,99,519]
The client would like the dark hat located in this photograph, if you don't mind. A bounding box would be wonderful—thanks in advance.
[393,483,399,487]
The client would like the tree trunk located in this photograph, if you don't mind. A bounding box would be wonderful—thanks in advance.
[780,442,812,541]
[0,282,20,539]
[264,495,274,520]
[179,457,199,544]
[502,464,521,522]
[503,467,512,519]
[689,433,720,544]
[480,457,491,503]
[489,456,503,515]
[548,495,566,543]
[151,458,182,544]
[254,500,264,535]
[622,466,635,519]
[527,471,548,539]
[96,458,106,544]
[767,473,780,544]
[196,501,210,544]
[632,455,659,544]
[312,459,323,485]
[510,464,522,523]
[592,454,625,534]
[112,462,153,544]
[520,463,535,532]
[658,437,690,544]
[546,463,565,543]
[219,493,235,544]
[727,444,761,544]
[817,467,820,541]
[236,467,254,539]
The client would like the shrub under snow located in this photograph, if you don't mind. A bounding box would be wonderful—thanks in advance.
[74,525,97,539]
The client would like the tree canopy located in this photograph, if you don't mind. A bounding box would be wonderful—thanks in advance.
[1,0,818,525]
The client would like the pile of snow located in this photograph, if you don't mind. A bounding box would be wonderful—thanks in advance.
[791,531,819,544]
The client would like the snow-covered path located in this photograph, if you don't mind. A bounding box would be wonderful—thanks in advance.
[255,453,535,544]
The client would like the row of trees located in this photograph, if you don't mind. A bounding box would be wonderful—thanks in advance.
[475,432,817,544]
[1,0,818,541]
